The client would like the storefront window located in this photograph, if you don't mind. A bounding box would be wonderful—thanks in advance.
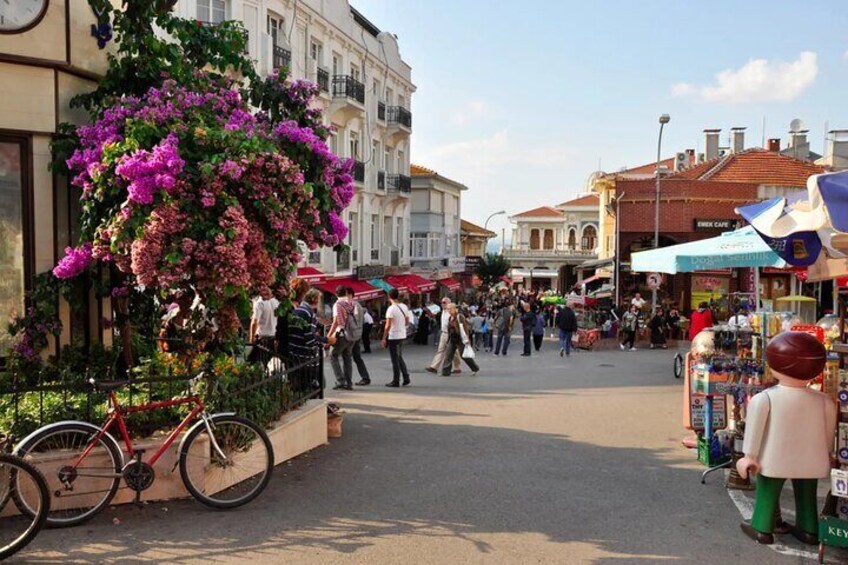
[0,141,25,357]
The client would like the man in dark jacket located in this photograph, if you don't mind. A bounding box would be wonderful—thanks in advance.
[556,305,578,357]
[520,302,535,356]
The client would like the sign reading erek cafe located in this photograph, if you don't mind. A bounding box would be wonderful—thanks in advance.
[694,219,739,232]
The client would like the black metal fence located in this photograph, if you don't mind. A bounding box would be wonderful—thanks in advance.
[332,75,365,104]
[387,105,412,128]
[0,343,324,438]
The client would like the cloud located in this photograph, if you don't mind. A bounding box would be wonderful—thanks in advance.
[671,51,818,103]
[450,99,492,126]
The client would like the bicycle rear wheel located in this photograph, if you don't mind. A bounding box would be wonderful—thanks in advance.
[0,454,49,560]
[180,415,273,509]
[674,353,684,379]
[14,423,122,528]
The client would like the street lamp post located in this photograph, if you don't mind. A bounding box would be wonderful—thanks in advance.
[484,210,507,232]
[652,114,670,310]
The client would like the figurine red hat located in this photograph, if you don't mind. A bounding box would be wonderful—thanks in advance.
[765,331,826,380]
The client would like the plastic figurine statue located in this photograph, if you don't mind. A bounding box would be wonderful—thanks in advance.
[737,331,836,545]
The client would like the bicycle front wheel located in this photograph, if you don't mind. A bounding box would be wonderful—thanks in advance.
[0,454,49,560]
[14,423,122,528]
[180,415,273,509]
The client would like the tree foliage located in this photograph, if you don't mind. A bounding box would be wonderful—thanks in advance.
[476,253,512,286]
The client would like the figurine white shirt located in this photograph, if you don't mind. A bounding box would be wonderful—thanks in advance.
[743,385,837,479]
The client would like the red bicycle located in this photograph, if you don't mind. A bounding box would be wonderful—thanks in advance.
[11,373,273,528]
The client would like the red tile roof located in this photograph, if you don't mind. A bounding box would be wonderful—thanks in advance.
[668,148,825,186]
[513,206,564,218]
[410,164,436,176]
[461,219,496,237]
[557,194,599,207]
[620,157,676,176]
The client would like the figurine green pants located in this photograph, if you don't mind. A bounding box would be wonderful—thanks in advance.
[751,475,818,534]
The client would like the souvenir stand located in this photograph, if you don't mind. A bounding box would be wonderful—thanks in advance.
[565,295,601,350]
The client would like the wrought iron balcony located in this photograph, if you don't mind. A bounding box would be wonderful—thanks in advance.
[387,106,412,129]
[377,101,386,121]
[387,174,411,194]
[273,45,291,70]
[353,160,365,183]
[377,170,386,190]
[316,68,329,93]
[332,75,365,104]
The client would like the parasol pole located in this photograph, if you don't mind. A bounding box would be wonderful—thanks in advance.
[754,267,761,310]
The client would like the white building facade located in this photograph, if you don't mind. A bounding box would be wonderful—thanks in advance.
[504,195,600,293]
[409,165,466,274]
[172,0,415,277]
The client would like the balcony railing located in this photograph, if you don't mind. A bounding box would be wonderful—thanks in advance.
[377,170,386,190]
[332,75,365,104]
[387,174,411,194]
[316,68,329,93]
[504,248,596,258]
[273,45,291,70]
[377,101,386,121]
[387,106,412,128]
[353,160,365,183]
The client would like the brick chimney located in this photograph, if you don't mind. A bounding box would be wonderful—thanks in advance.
[731,127,746,153]
[768,138,781,152]
[685,148,695,166]
[704,129,721,161]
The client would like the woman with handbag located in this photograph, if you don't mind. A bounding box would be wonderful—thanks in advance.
[441,304,480,376]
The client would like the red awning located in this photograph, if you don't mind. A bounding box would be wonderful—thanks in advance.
[315,277,384,301]
[438,277,462,292]
[386,274,437,294]
[296,267,326,283]
[500,275,512,285]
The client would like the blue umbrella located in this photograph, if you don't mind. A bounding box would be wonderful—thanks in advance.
[631,226,786,274]
[736,170,848,266]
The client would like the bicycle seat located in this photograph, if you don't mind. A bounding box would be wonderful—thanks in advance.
[91,380,131,392]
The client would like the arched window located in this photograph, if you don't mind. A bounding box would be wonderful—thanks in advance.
[543,229,554,250]
[567,229,576,249]
[581,225,597,251]
[529,228,540,250]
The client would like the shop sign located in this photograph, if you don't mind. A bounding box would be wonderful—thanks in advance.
[355,265,385,280]
[464,255,482,274]
[689,396,727,431]
[430,268,453,280]
[447,256,466,273]
[832,469,848,498]
[694,218,739,232]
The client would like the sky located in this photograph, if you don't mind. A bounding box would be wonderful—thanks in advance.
[350,0,848,243]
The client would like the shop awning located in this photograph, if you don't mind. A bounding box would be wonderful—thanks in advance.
[630,227,786,274]
[368,278,396,293]
[315,277,384,301]
[577,257,615,271]
[574,273,609,288]
[500,275,513,285]
[438,277,462,292]
[296,266,326,283]
[386,274,437,294]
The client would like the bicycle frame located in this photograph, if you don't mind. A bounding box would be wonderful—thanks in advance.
[71,392,205,472]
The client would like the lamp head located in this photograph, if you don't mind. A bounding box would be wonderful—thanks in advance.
[659,114,671,124]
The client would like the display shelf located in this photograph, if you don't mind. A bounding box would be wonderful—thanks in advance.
[831,343,848,355]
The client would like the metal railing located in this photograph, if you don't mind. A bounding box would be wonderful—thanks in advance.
[377,101,386,121]
[316,68,329,93]
[377,170,386,190]
[387,174,411,194]
[353,160,365,183]
[332,75,365,104]
[504,248,596,257]
[0,340,324,438]
[387,106,412,128]
[273,45,291,70]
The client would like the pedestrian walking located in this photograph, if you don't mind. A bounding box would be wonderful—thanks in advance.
[483,309,494,352]
[248,287,279,363]
[441,304,480,376]
[327,285,355,390]
[426,298,461,374]
[532,309,545,351]
[556,304,578,357]
[494,300,516,356]
[648,306,668,349]
[620,305,639,351]
[383,288,412,387]
[688,302,714,341]
[362,307,374,353]
[470,310,485,351]
[520,303,535,356]
[665,306,681,341]
[343,288,371,386]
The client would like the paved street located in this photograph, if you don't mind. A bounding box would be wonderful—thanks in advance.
[18,338,845,564]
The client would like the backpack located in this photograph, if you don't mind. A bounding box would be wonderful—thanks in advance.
[345,301,364,342]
